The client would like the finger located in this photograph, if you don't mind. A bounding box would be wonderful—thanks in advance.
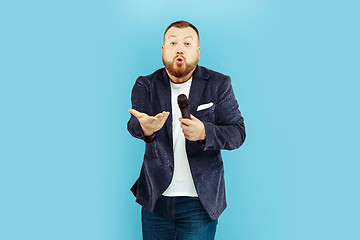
[182,129,188,138]
[154,112,169,126]
[159,115,169,125]
[179,118,192,126]
[183,131,191,140]
[129,109,146,119]
[190,114,198,120]
[154,111,163,118]
[180,122,190,130]
[155,111,170,119]
[162,111,170,118]
[157,115,168,125]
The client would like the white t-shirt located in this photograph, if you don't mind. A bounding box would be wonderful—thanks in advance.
[162,77,198,197]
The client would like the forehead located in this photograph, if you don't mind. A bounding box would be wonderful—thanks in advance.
[164,27,198,41]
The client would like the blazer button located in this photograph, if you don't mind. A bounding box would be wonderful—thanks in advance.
[170,166,174,171]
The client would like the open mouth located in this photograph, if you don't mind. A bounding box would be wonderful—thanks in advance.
[176,57,184,65]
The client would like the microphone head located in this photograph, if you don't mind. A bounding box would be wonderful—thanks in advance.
[177,94,189,108]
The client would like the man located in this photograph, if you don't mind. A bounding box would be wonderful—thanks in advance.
[127,20,246,240]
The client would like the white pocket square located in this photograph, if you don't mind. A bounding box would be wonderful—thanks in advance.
[197,102,214,111]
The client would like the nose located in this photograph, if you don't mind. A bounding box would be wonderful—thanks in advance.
[176,47,184,55]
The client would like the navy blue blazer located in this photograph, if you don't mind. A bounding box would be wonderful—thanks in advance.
[127,65,246,220]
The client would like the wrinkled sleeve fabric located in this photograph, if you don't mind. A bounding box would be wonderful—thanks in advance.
[203,76,246,150]
[127,77,155,142]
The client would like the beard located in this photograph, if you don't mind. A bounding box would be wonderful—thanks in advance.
[162,55,198,79]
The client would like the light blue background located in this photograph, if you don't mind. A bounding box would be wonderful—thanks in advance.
[1,0,359,239]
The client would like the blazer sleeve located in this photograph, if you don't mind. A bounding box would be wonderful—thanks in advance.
[127,77,155,142]
[202,76,246,150]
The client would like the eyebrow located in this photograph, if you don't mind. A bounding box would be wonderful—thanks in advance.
[167,35,194,40]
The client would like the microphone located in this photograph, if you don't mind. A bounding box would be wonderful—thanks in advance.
[177,94,190,119]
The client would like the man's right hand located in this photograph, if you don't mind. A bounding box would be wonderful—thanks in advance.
[128,109,170,136]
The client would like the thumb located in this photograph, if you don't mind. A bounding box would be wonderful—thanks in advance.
[190,114,198,120]
[129,109,145,119]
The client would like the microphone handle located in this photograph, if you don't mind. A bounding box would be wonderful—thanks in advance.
[180,106,191,119]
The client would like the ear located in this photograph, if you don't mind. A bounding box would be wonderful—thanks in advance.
[162,45,164,51]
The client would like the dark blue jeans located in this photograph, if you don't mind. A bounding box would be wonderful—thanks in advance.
[142,196,218,240]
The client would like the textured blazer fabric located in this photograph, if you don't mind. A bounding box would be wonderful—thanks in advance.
[127,65,246,220]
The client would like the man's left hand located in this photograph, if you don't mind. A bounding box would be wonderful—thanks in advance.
[179,114,206,141]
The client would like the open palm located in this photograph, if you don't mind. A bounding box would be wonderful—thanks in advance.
[129,109,170,136]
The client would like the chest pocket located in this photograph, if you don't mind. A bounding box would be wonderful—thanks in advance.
[194,103,215,123]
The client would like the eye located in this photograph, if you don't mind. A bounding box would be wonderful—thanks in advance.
[170,42,176,46]
[185,42,191,46]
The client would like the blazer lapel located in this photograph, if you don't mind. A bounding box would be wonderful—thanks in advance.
[156,70,173,146]
[189,66,210,115]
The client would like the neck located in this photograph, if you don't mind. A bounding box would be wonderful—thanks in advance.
[166,69,195,84]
